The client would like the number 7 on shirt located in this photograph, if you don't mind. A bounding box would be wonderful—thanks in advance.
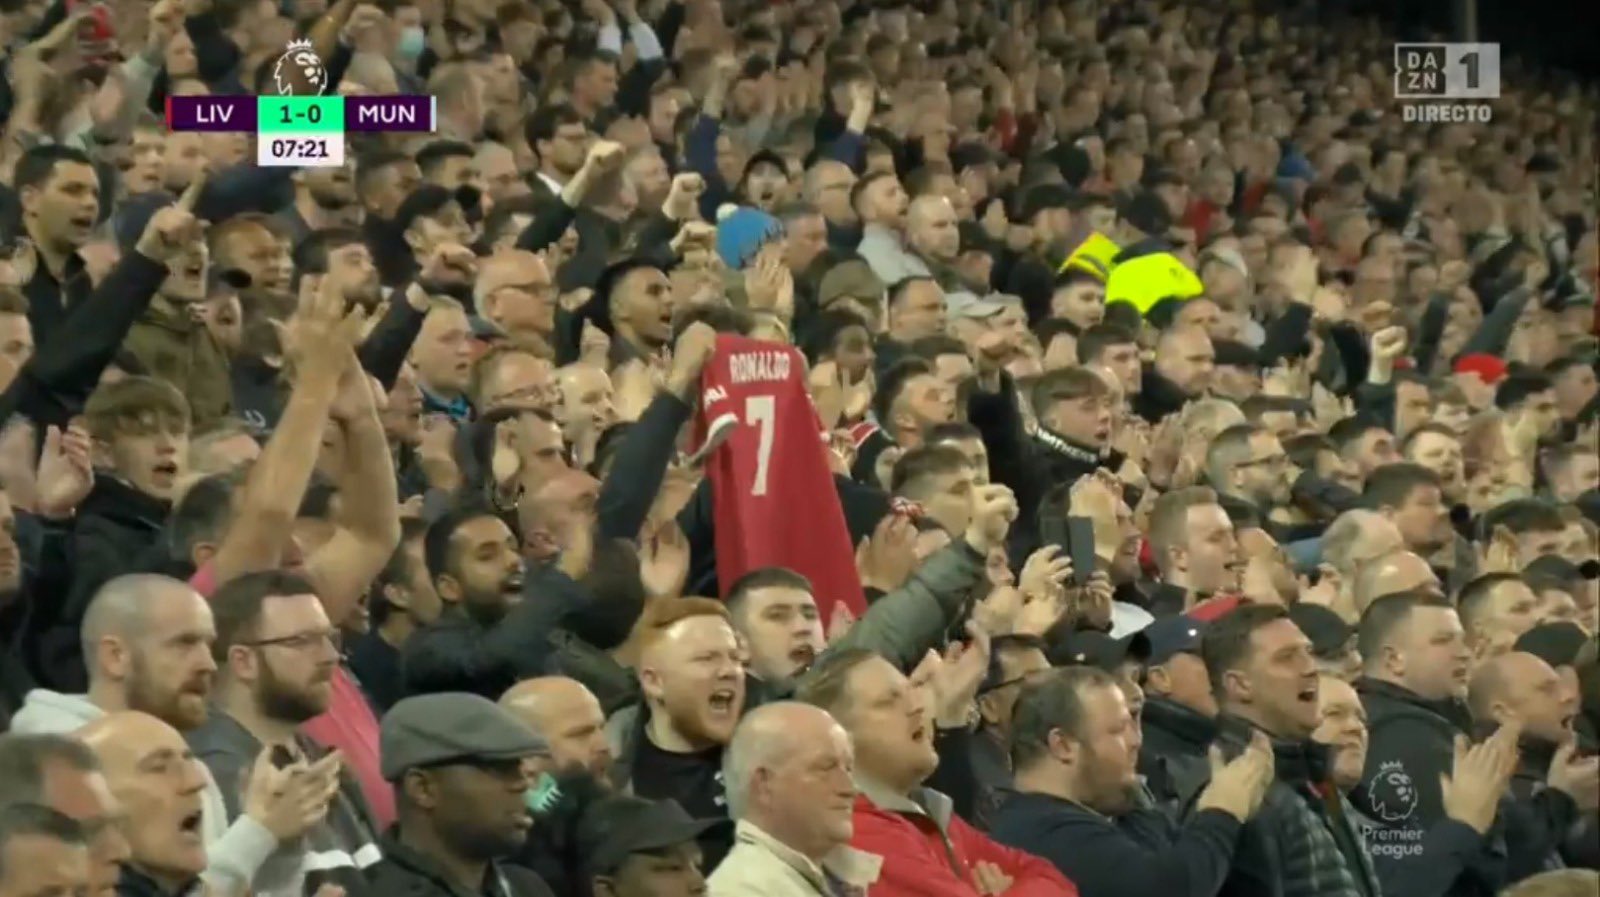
[745,395,775,496]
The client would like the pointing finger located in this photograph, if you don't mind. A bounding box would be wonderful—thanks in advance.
[178,170,208,214]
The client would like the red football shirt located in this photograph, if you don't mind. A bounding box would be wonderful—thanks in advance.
[694,334,866,622]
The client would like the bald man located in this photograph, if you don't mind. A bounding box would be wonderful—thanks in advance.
[1323,511,1406,619]
[13,574,217,735]
[1468,652,1600,876]
[711,702,870,896]
[555,363,617,442]
[1144,326,1215,421]
[1351,549,1444,615]
[906,195,959,266]
[500,677,612,779]
[476,250,557,344]
[79,713,210,896]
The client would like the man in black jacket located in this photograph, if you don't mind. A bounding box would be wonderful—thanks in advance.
[1139,615,1220,810]
[1202,604,1383,897]
[990,665,1273,897]
[373,692,557,897]
[37,376,190,691]
[1468,652,1598,885]
[1349,592,1510,895]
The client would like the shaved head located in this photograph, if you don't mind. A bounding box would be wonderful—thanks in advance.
[500,676,611,777]
[1468,651,1576,743]
[80,575,205,662]
[1352,550,1442,613]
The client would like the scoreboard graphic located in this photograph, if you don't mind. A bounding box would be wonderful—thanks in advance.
[165,39,431,166]
[166,94,434,167]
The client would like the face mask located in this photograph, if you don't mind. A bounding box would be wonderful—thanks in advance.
[525,772,561,813]
[398,26,425,60]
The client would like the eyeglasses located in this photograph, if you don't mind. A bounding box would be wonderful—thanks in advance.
[243,630,340,652]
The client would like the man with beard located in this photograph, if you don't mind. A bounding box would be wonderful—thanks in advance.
[1315,674,1518,897]
[190,571,381,895]
[1137,324,1214,423]
[500,677,614,781]
[593,258,677,369]
[606,600,745,871]
[402,506,529,698]
[10,575,325,896]
[990,667,1272,897]
[370,693,557,896]
[1468,653,1600,885]
[293,228,384,313]
[277,164,361,244]
[1203,604,1383,897]
[855,171,927,285]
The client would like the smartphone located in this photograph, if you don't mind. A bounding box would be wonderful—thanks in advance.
[1065,516,1096,587]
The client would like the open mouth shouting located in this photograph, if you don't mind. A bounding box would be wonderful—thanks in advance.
[708,687,739,717]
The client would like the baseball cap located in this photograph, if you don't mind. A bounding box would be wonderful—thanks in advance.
[584,798,727,875]
[950,141,1004,174]
[945,290,1008,320]
[1454,353,1510,386]
[113,191,177,253]
[1142,615,1204,666]
[1017,184,1074,223]
[817,259,885,309]
[1212,339,1262,370]
[1289,603,1354,660]
[958,221,1000,257]
[715,206,782,269]
[380,693,548,780]
[393,184,467,234]
[1048,628,1152,672]
[1120,190,1173,237]
[1513,621,1590,669]
[584,256,665,335]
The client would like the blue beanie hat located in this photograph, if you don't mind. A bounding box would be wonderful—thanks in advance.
[715,206,782,270]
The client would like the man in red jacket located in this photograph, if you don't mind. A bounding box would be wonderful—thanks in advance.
[794,615,1079,895]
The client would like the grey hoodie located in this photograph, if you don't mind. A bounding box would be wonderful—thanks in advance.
[9,689,301,897]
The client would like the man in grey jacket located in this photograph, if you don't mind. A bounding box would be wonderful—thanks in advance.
[8,573,319,896]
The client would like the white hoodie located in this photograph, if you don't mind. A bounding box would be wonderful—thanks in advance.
[10,689,301,897]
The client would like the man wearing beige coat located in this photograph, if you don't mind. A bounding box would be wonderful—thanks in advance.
[710,702,880,896]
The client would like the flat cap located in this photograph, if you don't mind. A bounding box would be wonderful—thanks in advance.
[380,692,548,780]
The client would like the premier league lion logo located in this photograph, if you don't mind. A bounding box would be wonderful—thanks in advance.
[271,39,327,96]
[1369,761,1419,823]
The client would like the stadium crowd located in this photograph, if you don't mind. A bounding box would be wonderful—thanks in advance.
[0,0,1597,894]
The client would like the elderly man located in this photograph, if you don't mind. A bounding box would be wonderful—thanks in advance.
[0,734,130,897]
[79,712,211,897]
[711,702,879,896]
[0,804,91,897]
